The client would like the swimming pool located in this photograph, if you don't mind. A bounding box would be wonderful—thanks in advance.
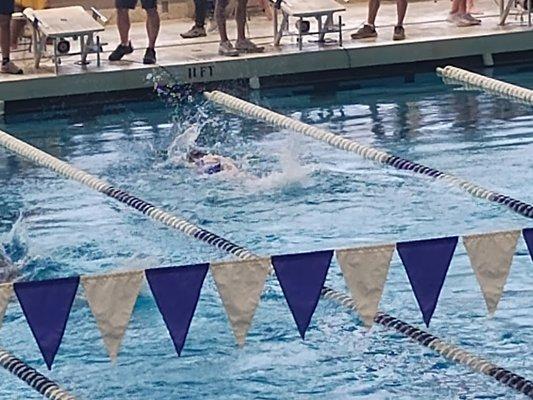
[0,66,532,399]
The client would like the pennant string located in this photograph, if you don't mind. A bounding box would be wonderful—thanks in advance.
[523,228,533,262]
[14,277,79,370]
[211,259,270,347]
[82,271,143,362]
[0,284,13,330]
[145,264,209,356]
[272,250,333,339]
[397,236,458,327]
[463,230,520,316]
[336,244,394,327]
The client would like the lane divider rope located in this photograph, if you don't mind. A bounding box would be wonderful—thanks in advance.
[203,90,533,219]
[322,287,533,399]
[0,348,75,400]
[437,65,533,105]
[0,128,531,398]
[0,130,254,260]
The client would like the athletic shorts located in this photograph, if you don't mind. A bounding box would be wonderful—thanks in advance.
[115,0,157,9]
[0,0,15,15]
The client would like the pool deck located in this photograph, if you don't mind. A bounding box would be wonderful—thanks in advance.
[1,0,533,113]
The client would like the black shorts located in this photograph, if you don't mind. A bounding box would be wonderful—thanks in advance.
[0,0,15,15]
[115,0,157,9]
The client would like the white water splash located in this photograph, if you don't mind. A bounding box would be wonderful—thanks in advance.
[169,124,201,156]
[0,212,28,282]
[163,123,204,168]
[243,145,314,191]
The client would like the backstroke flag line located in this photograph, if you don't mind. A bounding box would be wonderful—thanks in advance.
[145,264,209,356]
[14,277,79,370]
[523,228,533,262]
[336,244,394,327]
[211,258,271,347]
[0,283,12,330]
[463,230,520,315]
[397,237,458,327]
[82,270,143,362]
[272,250,333,339]
[0,226,530,367]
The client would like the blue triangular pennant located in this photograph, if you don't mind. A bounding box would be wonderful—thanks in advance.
[145,264,208,356]
[524,228,533,262]
[271,250,332,339]
[397,237,458,327]
[14,276,79,369]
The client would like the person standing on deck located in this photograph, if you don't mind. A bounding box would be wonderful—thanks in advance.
[446,0,481,26]
[108,0,160,64]
[350,0,408,41]
[0,0,23,74]
[181,0,215,38]
[215,0,264,56]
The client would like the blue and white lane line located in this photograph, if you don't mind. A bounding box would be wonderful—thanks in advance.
[437,65,533,105]
[204,91,533,219]
[0,348,75,400]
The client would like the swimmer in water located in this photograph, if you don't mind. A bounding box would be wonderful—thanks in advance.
[186,148,239,175]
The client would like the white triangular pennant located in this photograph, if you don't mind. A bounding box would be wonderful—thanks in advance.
[336,244,394,327]
[0,283,13,330]
[211,258,270,347]
[463,230,520,316]
[81,270,143,362]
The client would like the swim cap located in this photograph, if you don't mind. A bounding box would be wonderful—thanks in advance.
[200,161,222,175]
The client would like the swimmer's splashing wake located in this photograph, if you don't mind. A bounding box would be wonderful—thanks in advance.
[245,142,314,191]
[0,213,27,283]
[167,124,202,160]
[161,123,241,176]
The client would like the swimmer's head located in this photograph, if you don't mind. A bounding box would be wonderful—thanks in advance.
[186,148,207,163]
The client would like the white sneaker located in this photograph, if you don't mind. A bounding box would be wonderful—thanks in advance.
[463,13,482,24]
[208,18,218,33]
[448,12,481,26]
[457,13,481,26]
[218,40,239,57]
[1,61,23,74]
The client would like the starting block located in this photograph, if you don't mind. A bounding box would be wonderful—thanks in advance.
[499,0,532,25]
[23,6,106,74]
[272,0,345,50]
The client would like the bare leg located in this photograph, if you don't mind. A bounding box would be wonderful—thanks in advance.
[467,0,479,13]
[450,0,466,14]
[145,8,159,48]
[116,8,131,45]
[367,0,381,25]
[236,0,247,41]
[215,0,230,42]
[458,0,467,14]
[396,0,407,25]
[11,19,24,49]
[0,15,10,61]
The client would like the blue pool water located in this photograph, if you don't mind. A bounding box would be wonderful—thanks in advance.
[0,67,532,399]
